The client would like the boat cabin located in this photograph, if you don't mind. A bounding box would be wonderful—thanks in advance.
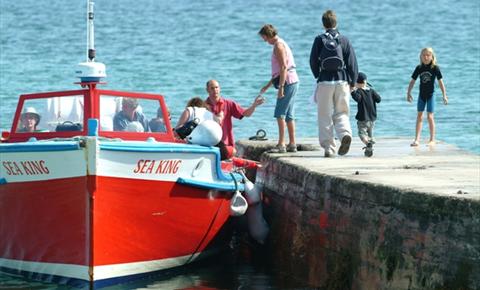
[3,84,176,143]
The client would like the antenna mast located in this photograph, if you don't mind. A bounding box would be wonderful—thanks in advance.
[87,0,95,61]
[76,0,106,83]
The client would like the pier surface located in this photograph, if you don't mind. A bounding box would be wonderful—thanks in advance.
[237,137,479,290]
[240,137,479,198]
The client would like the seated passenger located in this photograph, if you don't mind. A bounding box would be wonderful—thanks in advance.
[18,107,41,132]
[175,97,213,129]
[149,108,169,133]
[175,97,232,160]
[113,98,149,132]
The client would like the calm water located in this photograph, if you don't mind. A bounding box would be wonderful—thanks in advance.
[1,0,479,153]
[0,0,479,288]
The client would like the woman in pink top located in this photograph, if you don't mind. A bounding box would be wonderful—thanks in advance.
[259,24,299,153]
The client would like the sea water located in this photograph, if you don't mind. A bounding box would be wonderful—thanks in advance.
[0,0,479,288]
[1,0,479,154]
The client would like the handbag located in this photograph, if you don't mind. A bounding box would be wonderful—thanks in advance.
[55,121,83,132]
[272,75,282,89]
[175,108,200,139]
[175,118,199,139]
[271,67,296,89]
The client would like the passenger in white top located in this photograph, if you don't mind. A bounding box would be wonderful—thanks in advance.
[175,97,214,130]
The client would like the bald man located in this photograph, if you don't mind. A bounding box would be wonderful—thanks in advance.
[205,80,264,154]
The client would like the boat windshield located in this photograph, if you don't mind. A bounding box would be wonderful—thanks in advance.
[7,90,175,143]
[16,96,84,133]
[100,95,168,133]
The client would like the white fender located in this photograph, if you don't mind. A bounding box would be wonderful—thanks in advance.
[247,203,269,244]
[230,190,248,216]
[187,120,222,146]
[239,171,261,205]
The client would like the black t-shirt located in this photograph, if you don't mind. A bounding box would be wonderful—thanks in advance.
[351,87,381,121]
[411,64,443,100]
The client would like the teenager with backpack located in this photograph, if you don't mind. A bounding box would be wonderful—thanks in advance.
[309,10,358,157]
[407,47,448,147]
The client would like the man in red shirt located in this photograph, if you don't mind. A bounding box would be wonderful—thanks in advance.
[205,79,264,156]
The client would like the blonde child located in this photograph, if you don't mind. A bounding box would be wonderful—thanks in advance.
[407,47,448,146]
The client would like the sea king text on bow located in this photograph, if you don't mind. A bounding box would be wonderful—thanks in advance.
[2,160,50,176]
[133,159,182,174]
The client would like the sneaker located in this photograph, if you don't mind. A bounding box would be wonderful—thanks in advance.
[268,144,286,153]
[338,135,352,156]
[324,148,336,158]
[364,142,373,157]
[286,144,297,153]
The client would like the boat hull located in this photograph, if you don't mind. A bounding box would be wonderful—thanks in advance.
[0,139,237,288]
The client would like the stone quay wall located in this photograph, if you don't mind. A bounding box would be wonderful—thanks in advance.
[236,139,480,290]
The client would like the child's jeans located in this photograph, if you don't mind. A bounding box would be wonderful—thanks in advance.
[357,120,375,144]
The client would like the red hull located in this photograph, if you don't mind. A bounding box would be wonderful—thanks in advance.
[93,176,231,266]
[0,177,89,265]
[0,174,232,285]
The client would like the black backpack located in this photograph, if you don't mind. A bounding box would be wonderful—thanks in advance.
[319,32,344,72]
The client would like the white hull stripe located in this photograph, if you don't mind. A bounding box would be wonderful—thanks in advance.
[0,253,203,281]
[0,258,89,280]
[94,253,200,280]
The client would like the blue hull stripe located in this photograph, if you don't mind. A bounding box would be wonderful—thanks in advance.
[177,177,245,192]
[99,142,215,153]
[0,141,80,153]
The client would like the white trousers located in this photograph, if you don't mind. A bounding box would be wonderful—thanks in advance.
[315,82,352,151]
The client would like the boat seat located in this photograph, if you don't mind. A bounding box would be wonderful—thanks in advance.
[55,121,83,132]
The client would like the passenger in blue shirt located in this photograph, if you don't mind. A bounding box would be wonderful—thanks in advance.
[149,107,169,133]
[113,97,149,132]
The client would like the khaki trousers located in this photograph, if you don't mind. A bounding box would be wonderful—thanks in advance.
[315,82,352,152]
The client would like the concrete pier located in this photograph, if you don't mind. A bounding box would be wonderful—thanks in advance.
[236,137,479,290]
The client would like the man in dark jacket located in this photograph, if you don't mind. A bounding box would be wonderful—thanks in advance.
[310,10,358,157]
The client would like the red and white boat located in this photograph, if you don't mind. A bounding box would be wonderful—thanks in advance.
[0,1,253,288]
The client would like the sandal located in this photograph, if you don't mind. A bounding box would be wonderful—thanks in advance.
[268,144,286,153]
[286,143,297,153]
[410,141,419,147]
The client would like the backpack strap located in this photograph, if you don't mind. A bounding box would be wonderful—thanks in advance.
[322,31,338,41]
